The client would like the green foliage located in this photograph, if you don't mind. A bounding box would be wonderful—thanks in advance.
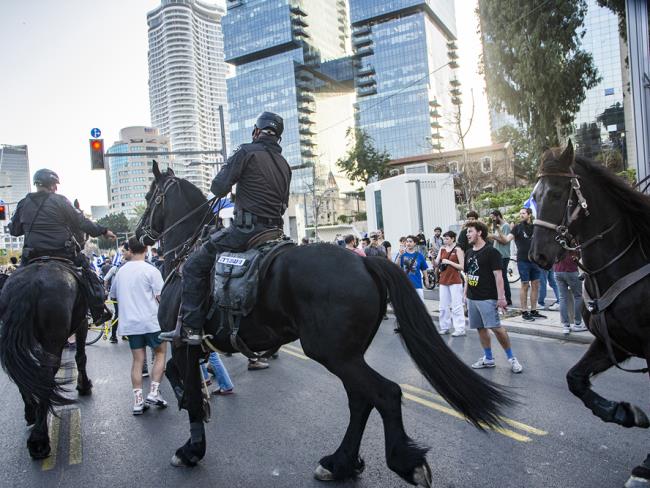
[128,204,147,232]
[493,125,539,182]
[477,186,533,210]
[596,0,626,37]
[96,212,129,249]
[479,0,600,150]
[336,128,391,184]
[595,149,624,173]
[617,168,637,185]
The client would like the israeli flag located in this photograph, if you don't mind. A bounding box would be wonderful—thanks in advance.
[523,182,540,218]
[111,252,122,267]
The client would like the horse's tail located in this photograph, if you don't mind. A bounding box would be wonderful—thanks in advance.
[0,273,73,413]
[363,257,514,429]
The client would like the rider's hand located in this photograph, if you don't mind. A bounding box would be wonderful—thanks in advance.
[104,230,117,240]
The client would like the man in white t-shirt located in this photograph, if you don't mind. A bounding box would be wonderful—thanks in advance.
[110,237,167,415]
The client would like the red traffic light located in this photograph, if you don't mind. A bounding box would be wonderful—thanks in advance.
[89,139,105,170]
[0,204,6,221]
[91,140,102,151]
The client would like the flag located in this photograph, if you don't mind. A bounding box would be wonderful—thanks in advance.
[111,252,122,267]
[523,181,540,218]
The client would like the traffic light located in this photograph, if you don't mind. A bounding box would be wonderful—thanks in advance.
[89,139,105,170]
[0,204,6,221]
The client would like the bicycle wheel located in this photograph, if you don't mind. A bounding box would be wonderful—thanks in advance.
[86,321,105,345]
[423,269,437,290]
[507,259,520,283]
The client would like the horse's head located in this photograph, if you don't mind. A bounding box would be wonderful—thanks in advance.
[135,160,177,246]
[530,140,577,269]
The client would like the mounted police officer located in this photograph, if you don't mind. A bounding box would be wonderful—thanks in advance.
[161,111,291,345]
[8,168,116,324]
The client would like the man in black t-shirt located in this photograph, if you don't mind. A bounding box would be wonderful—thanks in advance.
[505,208,544,321]
[464,221,523,374]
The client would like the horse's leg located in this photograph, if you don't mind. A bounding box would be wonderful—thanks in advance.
[315,371,372,480]
[169,345,207,467]
[26,384,54,460]
[74,318,93,395]
[315,357,430,486]
[567,338,649,428]
[20,390,36,426]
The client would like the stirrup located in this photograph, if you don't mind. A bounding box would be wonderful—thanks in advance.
[159,330,178,342]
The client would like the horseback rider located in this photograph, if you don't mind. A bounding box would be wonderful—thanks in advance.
[160,111,291,345]
[8,168,116,324]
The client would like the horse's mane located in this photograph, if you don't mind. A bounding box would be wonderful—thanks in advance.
[176,176,207,207]
[571,155,650,247]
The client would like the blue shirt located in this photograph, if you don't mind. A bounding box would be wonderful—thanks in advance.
[400,251,428,289]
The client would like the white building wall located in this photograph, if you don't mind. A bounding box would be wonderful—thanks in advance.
[365,173,456,249]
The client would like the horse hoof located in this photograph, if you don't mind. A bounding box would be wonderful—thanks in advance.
[28,445,51,460]
[625,475,650,488]
[314,464,335,481]
[630,405,650,428]
[171,454,190,467]
[413,462,432,488]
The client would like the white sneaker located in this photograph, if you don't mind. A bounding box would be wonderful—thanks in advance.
[471,356,495,369]
[451,331,466,337]
[562,325,570,335]
[509,357,523,374]
[571,324,588,332]
[548,302,560,311]
[133,390,149,415]
[146,391,168,408]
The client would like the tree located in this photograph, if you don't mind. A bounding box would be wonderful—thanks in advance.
[336,128,391,184]
[128,204,147,232]
[493,125,538,182]
[96,212,130,249]
[479,0,600,150]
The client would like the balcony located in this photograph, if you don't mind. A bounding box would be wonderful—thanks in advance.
[447,41,458,50]
[430,109,441,117]
[448,51,459,60]
[298,116,314,125]
[290,4,307,16]
[357,85,377,97]
[298,93,315,103]
[448,60,459,69]
[354,45,374,58]
[429,99,441,108]
[431,143,443,151]
[293,27,310,39]
[352,36,372,48]
[298,104,315,114]
[451,96,462,105]
[352,25,371,37]
[296,78,314,90]
[430,121,442,129]
[299,127,315,136]
[431,132,443,139]
[450,78,461,87]
[301,149,316,158]
[357,65,375,77]
[450,88,461,97]
[355,76,376,88]
[292,17,308,28]
[301,137,316,146]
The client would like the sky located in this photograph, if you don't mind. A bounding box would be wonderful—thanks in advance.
[0,0,489,209]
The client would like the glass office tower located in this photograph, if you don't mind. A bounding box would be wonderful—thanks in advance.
[223,0,353,194]
[349,0,460,160]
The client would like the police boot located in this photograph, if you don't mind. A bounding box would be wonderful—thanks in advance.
[91,305,113,325]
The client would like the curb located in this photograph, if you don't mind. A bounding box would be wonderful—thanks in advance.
[386,307,593,345]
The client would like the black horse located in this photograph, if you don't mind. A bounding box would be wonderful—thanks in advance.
[136,162,513,486]
[0,200,94,460]
[530,141,650,488]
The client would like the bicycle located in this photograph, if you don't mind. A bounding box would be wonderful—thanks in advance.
[423,268,438,290]
[86,299,118,345]
[507,258,520,284]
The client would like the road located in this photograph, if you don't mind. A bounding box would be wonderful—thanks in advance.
[0,320,647,488]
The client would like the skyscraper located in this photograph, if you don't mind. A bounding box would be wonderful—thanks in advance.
[0,144,30,209]
[106,127,172,218]
[223,0,354,195]
[349,0,460,160]
[147,0,230,195]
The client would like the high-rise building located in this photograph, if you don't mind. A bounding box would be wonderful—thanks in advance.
[147,0,230,195]
[349,0,460,160]
[223,0,354,196]
[106,127,172,217]
[0,144,30,251]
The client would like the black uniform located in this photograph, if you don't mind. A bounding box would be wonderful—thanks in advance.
[180,133,291,334]
[9,191,109,320]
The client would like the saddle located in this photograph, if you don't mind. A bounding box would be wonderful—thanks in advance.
[207,233,294,358]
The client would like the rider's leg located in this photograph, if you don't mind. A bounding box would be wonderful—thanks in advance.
[76,254,111,323]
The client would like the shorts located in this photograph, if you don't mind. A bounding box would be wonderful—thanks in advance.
[517,259,541,283]
[128,332,163,350]
[467,298,501,329]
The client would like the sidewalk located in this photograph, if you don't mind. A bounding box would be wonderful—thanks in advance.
[388,296,593,345]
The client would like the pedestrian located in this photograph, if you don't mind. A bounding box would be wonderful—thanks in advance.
[415,229,427,255]
[505,208,546,321]
[361,237,370,250]
[435,230,465,336]
[553,253,587,335]
[301,237,310,245]
[365,232,387,257]
[457,210,479,252]
[537,269,560,311]
[344,234,365,257]
[394,236,407,263]
[377,229,392,259]
[489,210,513,306]
[201,352,235,395]
[430,227,443,257]
[109,236,167,415]
[398,235,429,301]
[464,221,523,373]
[104,241,131,344]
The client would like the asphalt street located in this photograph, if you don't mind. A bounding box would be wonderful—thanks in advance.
[0,319,647,488]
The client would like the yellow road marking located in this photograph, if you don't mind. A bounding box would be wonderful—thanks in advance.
[281,346,309,361]
[401,383,547,437]
[69,408,82,465]
[41,414,60,471]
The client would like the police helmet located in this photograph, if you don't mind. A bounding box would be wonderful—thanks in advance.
[33,168,60,187]
[254,112,284,137]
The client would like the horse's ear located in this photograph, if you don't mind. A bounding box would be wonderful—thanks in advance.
[152,160,161,179]
[73,199,80,210]
[167,167,175,176]
[559,139,574,167]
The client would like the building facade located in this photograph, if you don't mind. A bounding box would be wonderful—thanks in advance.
[223,0,354,197]
[0,144,30,251]
[147,0,229,195]
[349,0,460,160]
[106,127,172,218]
